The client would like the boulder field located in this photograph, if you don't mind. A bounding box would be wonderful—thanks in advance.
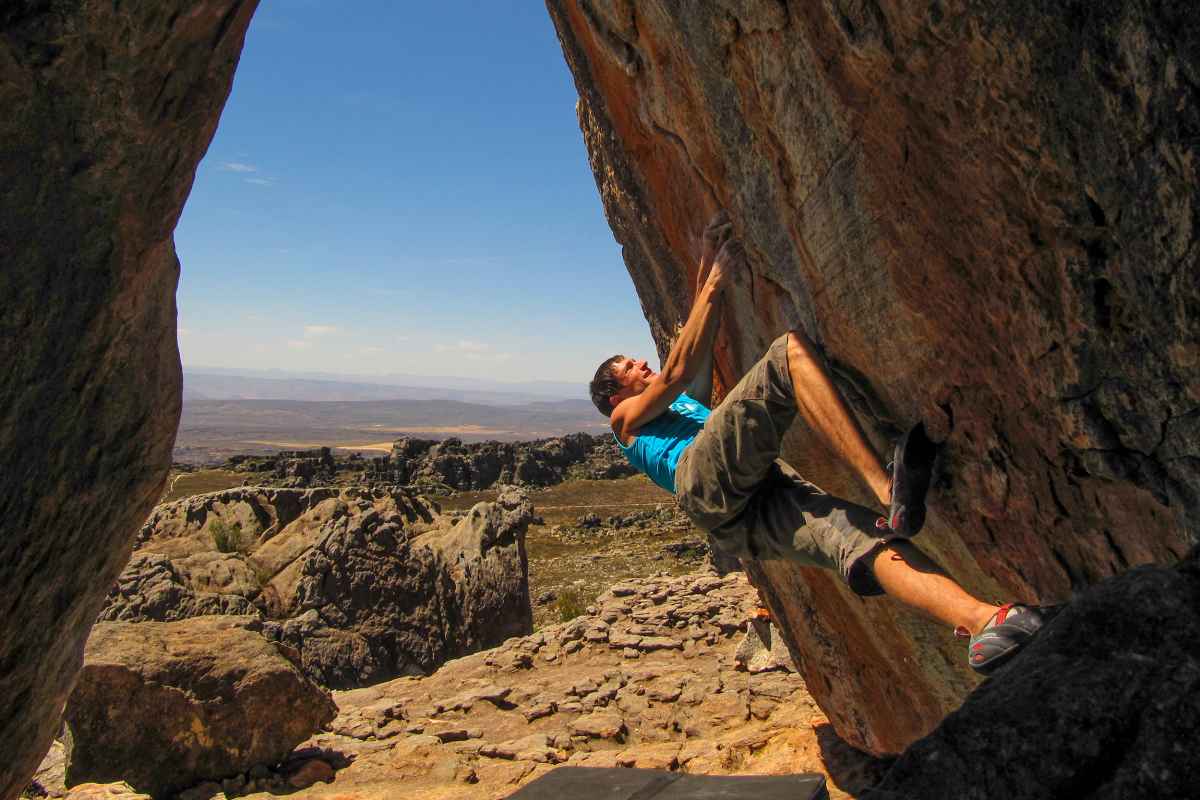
[546,0,1199,755]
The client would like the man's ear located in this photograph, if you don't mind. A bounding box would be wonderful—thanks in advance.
[609,389,627,409]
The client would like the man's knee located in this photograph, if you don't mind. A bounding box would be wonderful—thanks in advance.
[785,329,816,364]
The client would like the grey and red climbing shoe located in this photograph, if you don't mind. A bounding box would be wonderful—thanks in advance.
[879,422,938,537]
[960,603,1046,676]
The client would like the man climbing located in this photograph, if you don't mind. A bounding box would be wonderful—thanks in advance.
[589,213,1043,675]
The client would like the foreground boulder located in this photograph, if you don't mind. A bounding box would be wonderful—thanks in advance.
[547,0,1198,753]
[0,3,258,795]
[63,616,336,798]
[103,485,534,688]
[868,549,1200,798]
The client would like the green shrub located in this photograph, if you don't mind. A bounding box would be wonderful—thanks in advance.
[210,520,244,554]
[556,587,588,623]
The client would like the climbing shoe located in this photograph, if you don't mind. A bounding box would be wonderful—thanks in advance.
[883,421,939,537]
[960,603,1046,676]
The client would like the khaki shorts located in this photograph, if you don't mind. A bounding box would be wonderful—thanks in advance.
[675,333,888,595]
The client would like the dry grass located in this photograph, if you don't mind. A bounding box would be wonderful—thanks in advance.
[444,476,706,629]
[162,469,246,503]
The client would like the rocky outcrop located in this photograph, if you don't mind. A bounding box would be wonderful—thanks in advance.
[257,486,535,687]
[104,485,534,689]
[547,0,1198,755]
[99,552,259,622]
[0,3,258,797]
[373,433,636,490]
[63,616,336,798]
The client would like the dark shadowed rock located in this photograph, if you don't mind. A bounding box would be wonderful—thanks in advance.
[63,616,336,799]
[0,3,258,796]
[868,550,1200,798]
[547,0,1199,754]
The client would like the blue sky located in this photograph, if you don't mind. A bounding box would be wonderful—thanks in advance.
[175,1,658,385]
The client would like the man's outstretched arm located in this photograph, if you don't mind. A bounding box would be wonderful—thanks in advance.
[684,215,731,408]
[612,237,740,439]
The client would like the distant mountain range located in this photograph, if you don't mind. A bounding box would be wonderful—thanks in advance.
[183,369,584,405]
[176,371,606,464]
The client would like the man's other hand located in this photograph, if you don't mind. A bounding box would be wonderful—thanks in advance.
[698,211,733,291]
[708,238,744,292]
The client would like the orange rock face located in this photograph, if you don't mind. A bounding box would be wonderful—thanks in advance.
[546,0,1198,754]
[0,3,259,798]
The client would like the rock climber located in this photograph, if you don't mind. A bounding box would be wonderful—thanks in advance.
[588,212,1044,674]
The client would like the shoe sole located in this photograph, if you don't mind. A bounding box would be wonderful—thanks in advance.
[889,422,938,537]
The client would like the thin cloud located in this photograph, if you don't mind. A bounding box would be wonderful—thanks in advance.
[436,340,491,354]
[286,340,311,351]
[244,177,277,186]
[304,325,339,338]
[220,161,258,173]
[435,340,512,362]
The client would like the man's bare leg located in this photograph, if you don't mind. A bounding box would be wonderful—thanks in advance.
[871,542,998,635]
[783,330,999,635]
[785,330,892,506]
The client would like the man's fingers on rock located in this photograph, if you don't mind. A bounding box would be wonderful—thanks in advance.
[717,239,744,263]
[704,222,734,247]
[704,210,731,232]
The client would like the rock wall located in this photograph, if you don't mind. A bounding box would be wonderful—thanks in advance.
[0,3,258,797]
[546,0,1198,754]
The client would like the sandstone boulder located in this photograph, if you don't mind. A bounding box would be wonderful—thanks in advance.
[547,0,1199,754]
[63,617,336,798]
[0,3,258,795]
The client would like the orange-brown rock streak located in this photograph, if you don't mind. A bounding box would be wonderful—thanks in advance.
[547,0,1198,754]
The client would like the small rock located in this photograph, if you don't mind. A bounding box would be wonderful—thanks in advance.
[636,636,683,652]
[522,700,558,722]
[568,711,626,741]
[430,727,483,743]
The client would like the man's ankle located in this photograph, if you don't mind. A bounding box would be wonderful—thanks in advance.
[966,604,1001,636]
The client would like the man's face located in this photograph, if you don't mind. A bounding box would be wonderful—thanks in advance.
[609,356,655,407]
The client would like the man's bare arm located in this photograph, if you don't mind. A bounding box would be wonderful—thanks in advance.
[687,350,715,408]
[684,213,732,408]
[612,238,740,439]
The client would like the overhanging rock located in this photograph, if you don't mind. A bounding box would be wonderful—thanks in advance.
[546,0,1198,754]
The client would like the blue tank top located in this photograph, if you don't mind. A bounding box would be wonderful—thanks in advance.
[616,392,710,493]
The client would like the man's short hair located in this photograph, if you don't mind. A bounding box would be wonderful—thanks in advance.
[589,355,624,417]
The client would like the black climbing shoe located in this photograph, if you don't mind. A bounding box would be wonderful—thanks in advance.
[884,422,938,537]
[961,603,1046,676]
